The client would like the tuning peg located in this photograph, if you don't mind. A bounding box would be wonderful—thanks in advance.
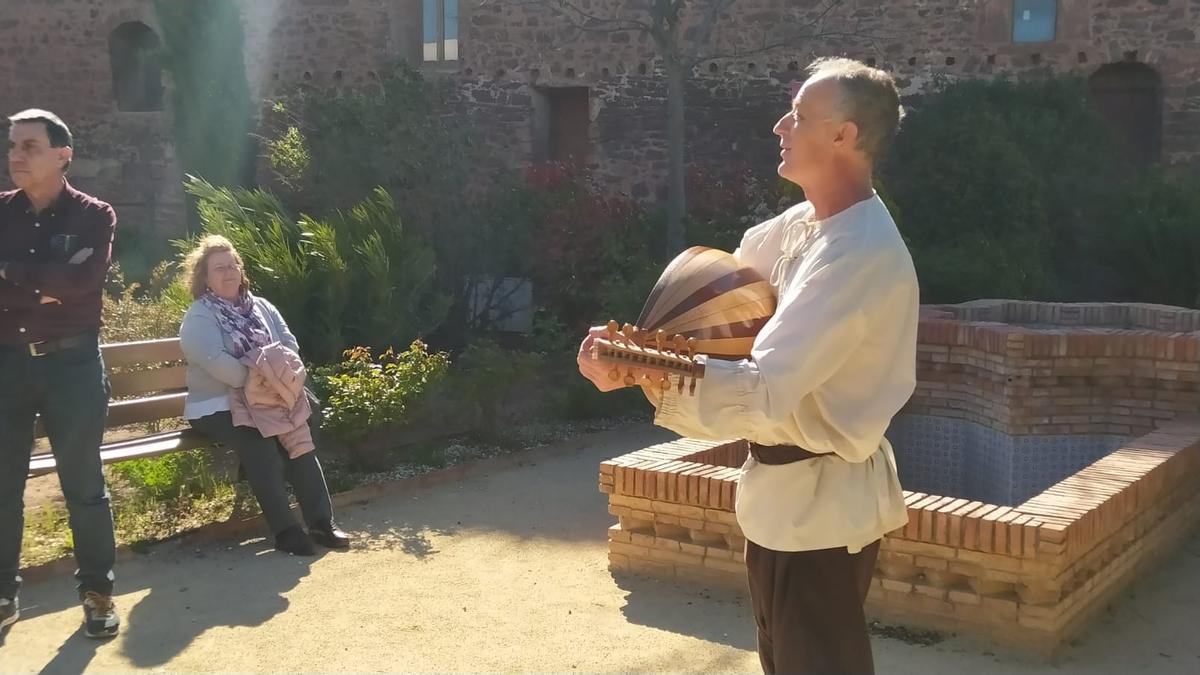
[659,373,671,391]
[686,337,697,360]
[688,375,698,395]
[655,330,666,353]
[621,323,636,346]
[606,320,619,340]
[673,334,687,356]
[623,367,636,387]
[608,365,621,382]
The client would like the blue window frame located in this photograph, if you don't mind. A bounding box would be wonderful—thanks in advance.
[1013,0,1057,43]
[423,0,459,62]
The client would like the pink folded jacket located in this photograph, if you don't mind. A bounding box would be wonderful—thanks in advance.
[229,341,315,459]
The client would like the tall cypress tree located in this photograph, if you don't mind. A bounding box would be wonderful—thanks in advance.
[155,0,256,228]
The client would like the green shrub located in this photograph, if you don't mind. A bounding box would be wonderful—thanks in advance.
[108,449,220,502]
[447,339,542,439]
[516,164,657,333]
[685,163,802,254]
[529,309,578,365]
[548,377,650,421]
[265,122,310,190]
[311,341,451,445]
[882,76,1120,303]
[182,177,451,362]
[1093,169,1200,308]
[592,230,668,329]
[528,303,652,421]
[262,64,499,336]
[101,263,190,343]
[262,63,471,218]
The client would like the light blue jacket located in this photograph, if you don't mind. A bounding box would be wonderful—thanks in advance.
[178,296,299,419]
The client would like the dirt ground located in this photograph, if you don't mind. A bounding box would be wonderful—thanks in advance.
[2,424,1198,673]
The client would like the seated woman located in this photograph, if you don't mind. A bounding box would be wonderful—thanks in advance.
[179,235,350,555]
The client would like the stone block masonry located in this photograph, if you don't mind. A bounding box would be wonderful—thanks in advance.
[3,1,1199,245]
[462,0,1200,198]
[0,0,417,246]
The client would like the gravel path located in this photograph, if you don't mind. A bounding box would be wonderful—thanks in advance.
[2,424,1197,673]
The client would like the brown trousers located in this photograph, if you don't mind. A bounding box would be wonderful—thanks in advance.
[745,538,881,675]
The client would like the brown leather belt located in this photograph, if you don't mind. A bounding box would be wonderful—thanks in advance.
[748,442,825,465]
[13,332,98,358]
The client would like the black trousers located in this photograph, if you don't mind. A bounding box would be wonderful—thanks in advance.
[745,538,881,675]
[190,411,333,536]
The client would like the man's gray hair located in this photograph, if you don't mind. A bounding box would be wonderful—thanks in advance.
[806,57,905,161]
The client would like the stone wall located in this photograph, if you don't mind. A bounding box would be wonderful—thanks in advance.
[462,0,1200,197]
[0,0,420,268]
[1,1,1196,261]
[0,0,182,259]
[239,0,419,103]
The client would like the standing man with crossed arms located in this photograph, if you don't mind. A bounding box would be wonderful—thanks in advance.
[0,109,120,638]
[578,58,918,674]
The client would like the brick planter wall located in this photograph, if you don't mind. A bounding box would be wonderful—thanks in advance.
[911,300,1200,437]
[598,301,1200,657]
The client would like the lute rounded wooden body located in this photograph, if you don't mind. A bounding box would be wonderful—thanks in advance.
[591,246,777,394]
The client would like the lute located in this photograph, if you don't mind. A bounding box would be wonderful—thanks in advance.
[590,246,777,395]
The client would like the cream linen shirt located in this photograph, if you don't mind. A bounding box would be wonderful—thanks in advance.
[654,193,918,553]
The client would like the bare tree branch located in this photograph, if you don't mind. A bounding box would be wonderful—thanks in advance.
[686,0,737,62]
[474,0,888,255]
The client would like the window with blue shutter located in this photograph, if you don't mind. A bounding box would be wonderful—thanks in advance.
[1013,0,1057,43]
[423,0,459,62]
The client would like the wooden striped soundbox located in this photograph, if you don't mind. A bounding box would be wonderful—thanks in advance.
[591,246,777,394]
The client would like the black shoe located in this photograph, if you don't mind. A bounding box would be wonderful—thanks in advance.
[0,596,17,631]
[81,591,119,639]
[274,524,317,556]
[308,519,351,549]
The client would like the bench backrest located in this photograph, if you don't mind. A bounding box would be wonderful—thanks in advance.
[102,338,188,428]
[33,337,188,437]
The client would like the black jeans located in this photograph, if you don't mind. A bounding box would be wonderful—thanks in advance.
[189,411,333,536]
[0,336,116,599]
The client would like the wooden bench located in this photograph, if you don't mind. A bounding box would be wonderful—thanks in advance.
[28,337,210,477]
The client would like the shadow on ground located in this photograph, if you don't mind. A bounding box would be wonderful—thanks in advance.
[5,423,1200,673]
[613,573,757,652]
[8,538,327,670]
[5,424,676,670]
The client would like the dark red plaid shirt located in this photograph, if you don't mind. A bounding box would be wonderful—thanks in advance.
[0,180,116,345]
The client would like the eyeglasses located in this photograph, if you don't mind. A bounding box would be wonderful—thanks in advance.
[785,110,839,125]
